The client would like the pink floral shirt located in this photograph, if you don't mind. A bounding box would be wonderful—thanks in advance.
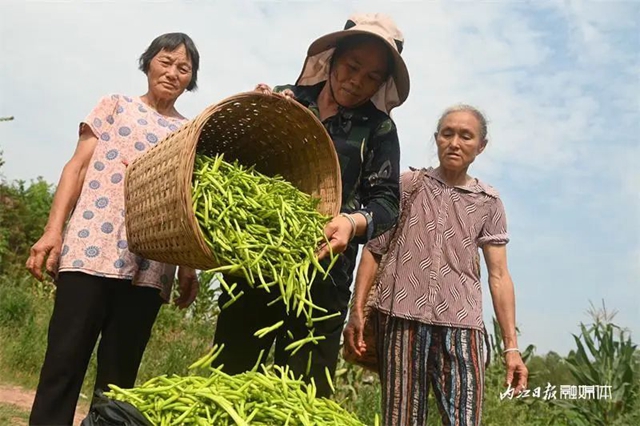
[57,94,188,300]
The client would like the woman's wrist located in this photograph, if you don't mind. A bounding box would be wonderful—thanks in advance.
[503,347,520,356]
[339,213,357,240]
[43,221,64,234]
[342,212,369,238]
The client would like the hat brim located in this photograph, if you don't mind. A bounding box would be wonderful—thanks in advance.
[307,29,410,106]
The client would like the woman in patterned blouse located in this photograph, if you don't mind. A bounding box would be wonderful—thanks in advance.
[344,105,528,426]
[25,33,201,425]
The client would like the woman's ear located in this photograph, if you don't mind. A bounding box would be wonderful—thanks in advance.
[478,138,488,154]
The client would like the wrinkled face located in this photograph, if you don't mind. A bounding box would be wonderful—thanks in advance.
[435,111,487,172]
[147,45,193,101]
[329,40,390,108]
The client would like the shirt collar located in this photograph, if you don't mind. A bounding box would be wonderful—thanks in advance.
[411,166,499,198]
[296,82,376,124]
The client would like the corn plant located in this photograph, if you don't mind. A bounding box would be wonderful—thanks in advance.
[551,301,639,425]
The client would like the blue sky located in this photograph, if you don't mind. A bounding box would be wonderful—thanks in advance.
[0,0,638,356]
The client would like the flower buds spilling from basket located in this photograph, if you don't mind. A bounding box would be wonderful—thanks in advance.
[105,345,372,425]
[192,154,339,349]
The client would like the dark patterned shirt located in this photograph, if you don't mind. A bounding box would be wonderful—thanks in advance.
[274,82,401,309]
[367,168,509,330]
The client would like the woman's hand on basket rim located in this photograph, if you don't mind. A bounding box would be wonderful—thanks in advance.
[175,266,199,309]
[254,83,295,100]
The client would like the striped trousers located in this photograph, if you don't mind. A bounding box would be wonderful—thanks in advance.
[377,313,485,426]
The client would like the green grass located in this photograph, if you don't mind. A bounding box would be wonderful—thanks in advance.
[0,272,217,394]
[0,281,51,390]
[0,403,29,426]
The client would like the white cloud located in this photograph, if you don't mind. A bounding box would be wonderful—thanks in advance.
[555,0,640,64]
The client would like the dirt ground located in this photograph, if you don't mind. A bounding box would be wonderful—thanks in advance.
[0,385,87,425]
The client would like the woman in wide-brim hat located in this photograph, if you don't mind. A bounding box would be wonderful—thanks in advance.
[212,13,411,398]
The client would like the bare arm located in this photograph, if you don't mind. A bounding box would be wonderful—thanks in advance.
[483,244,518,349]
[343,247,381,356]
[45,127,98,231]
[352,247,381,312]
[483,243,528,391]
[26,126,98,280]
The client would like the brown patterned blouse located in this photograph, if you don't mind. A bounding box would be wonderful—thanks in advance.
[366,167,509,331]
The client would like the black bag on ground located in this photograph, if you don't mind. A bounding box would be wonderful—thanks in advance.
[80,390,152,426]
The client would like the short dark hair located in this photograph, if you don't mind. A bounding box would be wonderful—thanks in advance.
[330,34,394,80]
[138,32,200,91]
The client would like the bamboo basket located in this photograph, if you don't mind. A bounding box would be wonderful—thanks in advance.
[124,91,342,270]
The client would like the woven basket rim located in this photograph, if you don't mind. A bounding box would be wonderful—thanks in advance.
[182,89,342,210]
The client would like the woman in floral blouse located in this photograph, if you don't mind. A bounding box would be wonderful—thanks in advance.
[25,33,201,425]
